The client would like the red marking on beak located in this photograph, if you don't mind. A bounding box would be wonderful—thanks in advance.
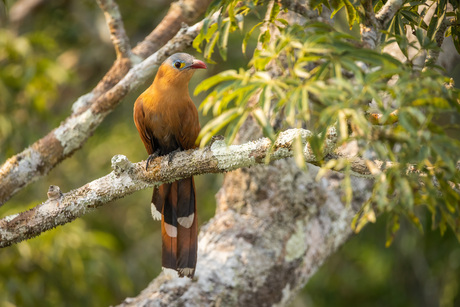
[189,59,207,70]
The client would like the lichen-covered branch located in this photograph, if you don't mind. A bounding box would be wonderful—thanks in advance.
[0,128,336,248]
[0,7,215,206]
[96,0,133,60]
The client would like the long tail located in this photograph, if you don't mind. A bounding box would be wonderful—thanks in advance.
[152,177,197,278]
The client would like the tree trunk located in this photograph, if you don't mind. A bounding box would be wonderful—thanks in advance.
[119,118,373,306]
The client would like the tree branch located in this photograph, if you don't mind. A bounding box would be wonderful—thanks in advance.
[132,0,212,59]
[360,0,380,49]
[360,0,404,49]
[0,128,337,248]
[96,0,134,60]
[0,3,214,206]
[375,0,404,28]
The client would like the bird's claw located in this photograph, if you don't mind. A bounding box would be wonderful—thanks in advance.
[167,148,181,164]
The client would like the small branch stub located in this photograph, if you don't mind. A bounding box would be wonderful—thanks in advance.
[47,185,63,207]
[111,154,134,175]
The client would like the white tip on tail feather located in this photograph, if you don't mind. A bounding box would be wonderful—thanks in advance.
[177,213,194,228]
[164,223,177,237]
[151,203,161,221]
[178,267,195,278]
[162,267,179,278]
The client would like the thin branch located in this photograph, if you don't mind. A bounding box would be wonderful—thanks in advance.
[96,0,133,60]
[0,128,337,248]
[0,7,216,206]
[360,0,380,49]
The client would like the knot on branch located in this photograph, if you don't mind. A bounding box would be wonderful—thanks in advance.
[47,185,64,207]
[47,185,63,200]
[210,137,227,152]
[111,155,133,175]
[275,129,312,149]
[324,127,338,154]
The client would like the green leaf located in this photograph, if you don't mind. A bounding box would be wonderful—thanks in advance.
[195,70,238,95]
[293,133,307,170]
[385,213,400,247]
[198,108,241,145]
[204,30,219,61]
[242,22,263,54]
[218,20,231,61]
[253,108,275,141]
[226,110,250,144]
[343,0,357,29]
[400,9,422,26]
[269,1,281,22]
[452,25,460,53]
[330,1,345,19]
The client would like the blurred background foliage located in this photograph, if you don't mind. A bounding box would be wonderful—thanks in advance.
[0,0,459,307]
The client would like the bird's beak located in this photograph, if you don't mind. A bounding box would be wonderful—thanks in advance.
[189,59,207,70]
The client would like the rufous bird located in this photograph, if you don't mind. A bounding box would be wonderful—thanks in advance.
[133,53,206,278]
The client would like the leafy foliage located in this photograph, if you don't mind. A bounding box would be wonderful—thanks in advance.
[193,1,460,242]
[0,29,71,157]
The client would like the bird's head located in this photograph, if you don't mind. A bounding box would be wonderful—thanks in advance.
[154,53,207,89]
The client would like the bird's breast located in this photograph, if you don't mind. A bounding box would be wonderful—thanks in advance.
[140,87,192,151]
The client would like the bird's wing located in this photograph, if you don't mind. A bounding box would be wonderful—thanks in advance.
[176,100,201,150]
[133,97,155,155]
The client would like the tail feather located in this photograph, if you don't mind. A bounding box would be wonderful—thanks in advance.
[153,178,197,278]
[161,214,177,270]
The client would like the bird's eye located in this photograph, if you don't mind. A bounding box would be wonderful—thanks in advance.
[174,61,185,69]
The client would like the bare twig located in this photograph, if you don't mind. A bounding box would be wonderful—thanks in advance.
[96,0,134,60]
[0,128,336,247]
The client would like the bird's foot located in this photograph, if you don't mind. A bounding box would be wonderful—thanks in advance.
[146,149,161,170]
[167,148,181,164]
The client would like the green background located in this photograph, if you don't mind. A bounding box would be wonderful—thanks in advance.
[0,1,458,306]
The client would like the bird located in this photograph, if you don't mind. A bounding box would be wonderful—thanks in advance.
[133,53,206,278]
